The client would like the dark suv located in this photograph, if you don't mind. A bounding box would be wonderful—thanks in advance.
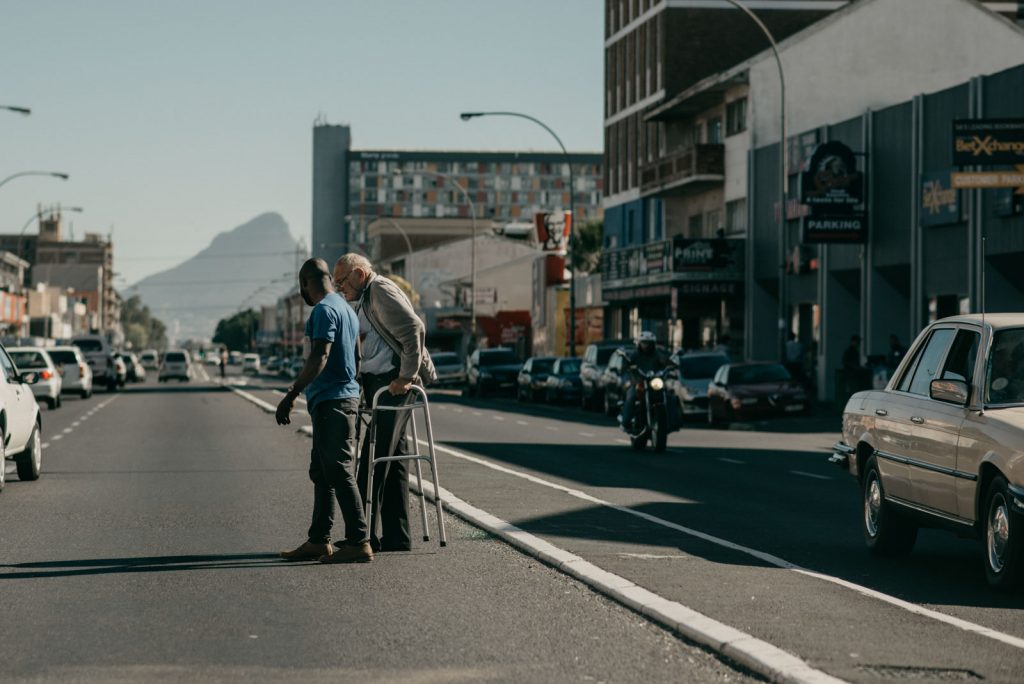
[580,341,628,411]
[465,347,522,398]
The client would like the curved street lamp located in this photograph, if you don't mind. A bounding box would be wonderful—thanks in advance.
[1,105,31,116]
[18,205,84,261]
[0,171,70,193]
[459,111,577,355]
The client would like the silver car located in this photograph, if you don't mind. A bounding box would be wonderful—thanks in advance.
[431,352,465,387]
[47,346,94,399]
[8,347,63,409]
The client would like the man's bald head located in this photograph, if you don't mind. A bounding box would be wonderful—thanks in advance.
[298,258,334,306]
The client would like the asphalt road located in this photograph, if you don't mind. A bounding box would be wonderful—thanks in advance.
[0,369,758,684]
[232,372,1024,684]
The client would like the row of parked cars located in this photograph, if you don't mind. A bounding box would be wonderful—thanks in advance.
[459,342,810,424]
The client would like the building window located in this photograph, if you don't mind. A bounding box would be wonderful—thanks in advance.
[725,199,747,235]
[726,98,748,136]
[705,209,722,236]
[707,117,723,144]
[688,214,703,237]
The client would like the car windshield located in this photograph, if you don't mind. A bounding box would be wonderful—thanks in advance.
[678,354,729,379]
[74,339,103,352]
[165,352,187,363]
[987,328,1024,405]
[10,351,47,369]
[432,353,459,365]
[531,359,554,373]
[557,359,581,374]
[480,350,518,366]
[48,350,79,364]
[596,347,622,365]
[730,364,791,384]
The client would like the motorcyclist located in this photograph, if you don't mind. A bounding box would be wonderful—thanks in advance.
[618,331,672,432]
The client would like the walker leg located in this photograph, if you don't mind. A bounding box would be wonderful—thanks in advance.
[421,403,447,547]
[410,416,429,542]
[365,415,377,542]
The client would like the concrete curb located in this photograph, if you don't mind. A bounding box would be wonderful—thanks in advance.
[227,383,846,684]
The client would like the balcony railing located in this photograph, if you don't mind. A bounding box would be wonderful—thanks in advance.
[639,144,724,195]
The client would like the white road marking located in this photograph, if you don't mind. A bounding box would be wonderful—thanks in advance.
[453,408,464,413]
[41,442,49,449]
[545,426,558,431]
[516,420,529,426]
[619,553,691,560]
[719,458,745,465]
[492,415,505,421]
[791,470,831,481]
[471,411,482,417]
[62,428,73,434]
[579,432,595,438]
[417,439,1024,653]
[52,434,63,441]
[72,422,81,428]
[615,438,629,444]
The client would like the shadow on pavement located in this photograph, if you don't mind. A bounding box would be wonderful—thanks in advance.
[119,385,230,395]
[0,553,292,579]
[443,439,1024,611]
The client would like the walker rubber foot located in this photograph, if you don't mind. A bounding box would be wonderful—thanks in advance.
[440,541,447,547]
[423,536,430,542]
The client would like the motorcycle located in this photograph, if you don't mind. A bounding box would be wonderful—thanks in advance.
[621,367,680,453]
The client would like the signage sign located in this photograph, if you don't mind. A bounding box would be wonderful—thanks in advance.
[601,240,672,283]
[920,170,960,227]
[950,166,1024,194]
[953,119,1024,166]
[799,140,867,244]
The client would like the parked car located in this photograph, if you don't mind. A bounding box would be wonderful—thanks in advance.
[832,314,1024,589]
[123,352,146,382]
[47,345,93,399]
[580,342,628,410]
[465,348,521,398]
[707,362,808,425]
[139,349,159,370]
[288,357,304,378]
[242,353,261,375]
[206,354,222,367]
[159,350,192,382]
[599,349,630,416]
[71,334,119,392]
[544,357,583,403]
[112,353,128,388]
[431,352,466,387]
[668,351,730,420]
[0,344,44,490]
[265,356,284,374]
[8,347,63,409]
[516,356,556,402]
[229,351,242,366]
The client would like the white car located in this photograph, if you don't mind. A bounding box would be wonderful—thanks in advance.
[139,349,159,370]
[71,334,119,392]
[0,344,43,492]
[242,353,261,375]
[159,350,192,382]
[47,346,94,399]
[8,347,63,409]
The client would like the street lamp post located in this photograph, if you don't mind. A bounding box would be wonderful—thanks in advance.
[392,168,478,336]
[0,171,69,193]
[460,111,577,356]
[1,105,31,116]
[721,0,788,361]
[18,205,84,261]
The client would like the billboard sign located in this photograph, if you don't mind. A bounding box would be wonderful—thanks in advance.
[953,119,1024,166]
[920,170,960,227]
[799,140,867,244]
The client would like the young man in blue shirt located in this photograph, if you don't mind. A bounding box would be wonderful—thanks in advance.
[276,258,372,564]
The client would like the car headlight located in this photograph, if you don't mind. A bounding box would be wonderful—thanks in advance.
[649,377,665,391]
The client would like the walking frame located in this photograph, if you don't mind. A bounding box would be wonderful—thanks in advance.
[357,385,448,547]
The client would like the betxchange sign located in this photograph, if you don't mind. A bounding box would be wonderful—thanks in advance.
[953,119,1024,166]
[920,170,959,227]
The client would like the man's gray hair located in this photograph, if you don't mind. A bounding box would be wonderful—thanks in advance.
[335,253,374,274]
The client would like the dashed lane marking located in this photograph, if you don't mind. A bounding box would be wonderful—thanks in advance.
[492,415,505,421]
[62,428,73,434]
[416,439,1024,653]
[51,434,63,441]
[579,432,595,438]
[719,458,745,465]
[516,420,529,426]
[791,470,830,480]
[41,442,49,449]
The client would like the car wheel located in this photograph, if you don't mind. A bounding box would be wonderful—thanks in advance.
[707,403,718,427]
[652,407,668,453]
[16,424,41,481]
[0,437,5,492]
[56,395,62,409]
[862,454,917,556]
[984,475,1024,590]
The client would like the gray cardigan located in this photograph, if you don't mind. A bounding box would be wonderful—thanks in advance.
[360,274,437,384]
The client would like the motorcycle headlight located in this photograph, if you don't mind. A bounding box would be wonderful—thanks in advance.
[649,377,665,391]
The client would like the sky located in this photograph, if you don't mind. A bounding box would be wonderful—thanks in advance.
[0,0,604,287]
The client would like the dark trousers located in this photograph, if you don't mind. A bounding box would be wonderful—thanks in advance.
[308,397,368,546]
[358,370,412,551]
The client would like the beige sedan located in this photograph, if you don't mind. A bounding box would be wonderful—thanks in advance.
[833,314,1024,589]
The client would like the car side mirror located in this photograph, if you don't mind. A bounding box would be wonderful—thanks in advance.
[930,378,968,406]
[20,371,39,385]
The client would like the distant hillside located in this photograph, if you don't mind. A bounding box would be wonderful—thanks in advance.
[126,212,302,343]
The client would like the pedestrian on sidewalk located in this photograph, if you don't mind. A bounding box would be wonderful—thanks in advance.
[333,253,437,553]
[276,257,372,564]
[219,346,227,380]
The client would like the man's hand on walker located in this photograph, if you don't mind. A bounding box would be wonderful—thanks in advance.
[275,393,295,425]
[389,377,413,396]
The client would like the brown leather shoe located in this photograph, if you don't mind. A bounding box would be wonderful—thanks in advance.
[280,541,333,561]
[319,542,373,564]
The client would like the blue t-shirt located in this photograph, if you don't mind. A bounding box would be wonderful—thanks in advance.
[303,292,360,412]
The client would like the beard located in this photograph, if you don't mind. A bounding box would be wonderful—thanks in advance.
[301,290,315,306]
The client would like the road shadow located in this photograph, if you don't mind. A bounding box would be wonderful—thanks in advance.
[428,392,842,435]
[443,439,1024,610]
[0,553,297,579]
[119,385,230,395]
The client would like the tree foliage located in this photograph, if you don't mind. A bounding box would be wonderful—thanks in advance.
[213,309,260,352]
[121,295,168,351]
[386,274,421,309]
[572,219,604,274]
